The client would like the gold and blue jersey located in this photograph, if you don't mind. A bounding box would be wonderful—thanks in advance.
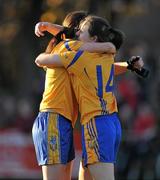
[39,40,82,126]
[58,42,118,124]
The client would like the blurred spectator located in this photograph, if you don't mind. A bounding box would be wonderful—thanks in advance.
[132,103,156,141]
[117,75,141,110]
[14,98,35,133]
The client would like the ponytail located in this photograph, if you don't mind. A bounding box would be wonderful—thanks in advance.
[107,28,125,49]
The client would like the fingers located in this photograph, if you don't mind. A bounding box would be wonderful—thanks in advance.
[35,22,46,37]
[35,29,45,37]
[50,37,57,44]
[134,57,144,70]
[45,37,57,53]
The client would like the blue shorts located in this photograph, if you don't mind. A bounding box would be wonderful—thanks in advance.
[32,112,75,165]
[81,113,121,167]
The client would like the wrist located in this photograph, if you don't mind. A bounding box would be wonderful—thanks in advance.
[127,61,135,71]
[41,22,50,31]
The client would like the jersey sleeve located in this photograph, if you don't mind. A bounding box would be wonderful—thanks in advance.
[58,50,83,73]
[59,50,97,75]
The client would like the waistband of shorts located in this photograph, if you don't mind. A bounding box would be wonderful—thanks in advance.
[40,109,56,113]
[94,112,118,119]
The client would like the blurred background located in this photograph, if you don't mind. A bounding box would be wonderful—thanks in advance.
[0,0,160,179]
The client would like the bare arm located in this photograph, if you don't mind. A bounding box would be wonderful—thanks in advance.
[114,57,144,75]
[35,53,63,67]
[114,62,128,75]
[35,21,116,54]
[35,22,64,37]
[35,37,58,69]
[79,42,116,54]
[35,22,116,53]
[45,37,57,53]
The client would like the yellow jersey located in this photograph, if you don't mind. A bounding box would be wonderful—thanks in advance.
[39,40,82,126]
[59,47,118,125]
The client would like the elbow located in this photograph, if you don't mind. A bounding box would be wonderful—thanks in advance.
[35,57,40,64]
[110,45,116,54]
[35,57,43,66]
[107,42,116,53]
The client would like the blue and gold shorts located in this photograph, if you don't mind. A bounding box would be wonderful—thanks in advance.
[32,112,75,165]
[81,113,121,167]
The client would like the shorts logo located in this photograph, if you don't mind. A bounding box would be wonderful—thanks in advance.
[49,136,57,151]
[88,138,96,149]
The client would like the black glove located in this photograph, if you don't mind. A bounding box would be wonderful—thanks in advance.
[63,27,76,39]
[127,56,149,78]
